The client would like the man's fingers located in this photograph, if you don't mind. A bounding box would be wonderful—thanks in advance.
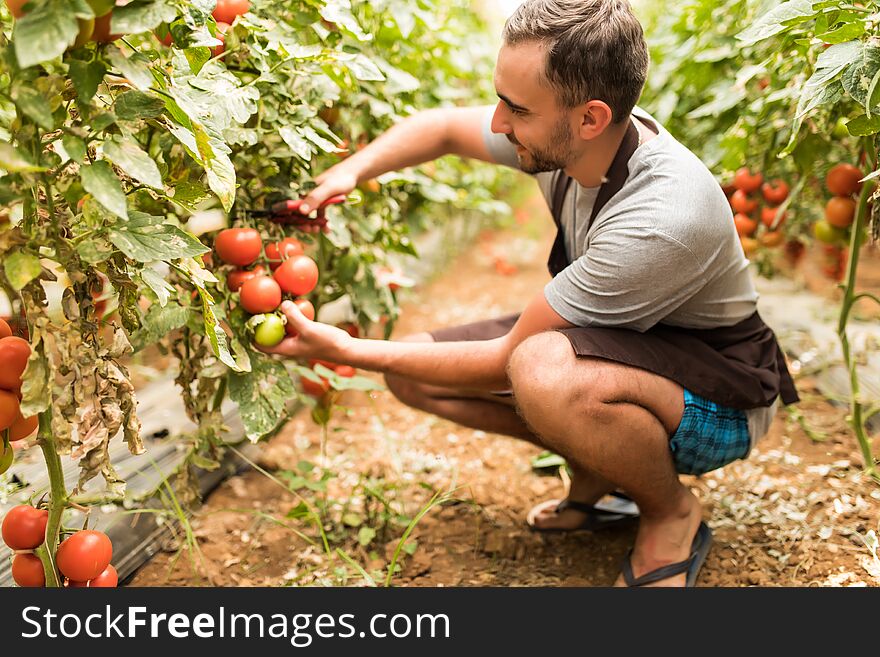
[255,336,299,356]
[279,299,306,327]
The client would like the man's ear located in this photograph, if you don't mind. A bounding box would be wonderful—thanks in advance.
[577,100,614,140]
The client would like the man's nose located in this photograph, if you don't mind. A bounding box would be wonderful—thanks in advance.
[490,102,512,135]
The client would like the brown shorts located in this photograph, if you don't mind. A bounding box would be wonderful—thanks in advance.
[428,313,520,403]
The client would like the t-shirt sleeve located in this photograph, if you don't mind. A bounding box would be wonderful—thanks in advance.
[481,107,521,170]
[543,226,707,332]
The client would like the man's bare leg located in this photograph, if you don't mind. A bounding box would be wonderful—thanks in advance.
[508,332,704,587]
[385,332,620,529]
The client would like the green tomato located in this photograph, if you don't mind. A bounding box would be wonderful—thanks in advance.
[813,219,848,244]
[832,117,849,139]
[0,439,14,476]
[254,314,285,347]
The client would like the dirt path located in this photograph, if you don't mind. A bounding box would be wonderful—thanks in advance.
[130,194,880,588]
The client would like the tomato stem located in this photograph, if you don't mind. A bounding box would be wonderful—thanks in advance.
[37,411,67,587]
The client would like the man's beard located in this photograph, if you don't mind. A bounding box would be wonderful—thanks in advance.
[510,119,574,174]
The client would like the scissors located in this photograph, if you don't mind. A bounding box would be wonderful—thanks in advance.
[242,194,347,230]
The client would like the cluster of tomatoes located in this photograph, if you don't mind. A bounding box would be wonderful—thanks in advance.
[724,168,790,256]
[6,0,121,44]
[0,319,37,475]
[214,228,357,396]
[813,163,863,281]
[2,506,116,587]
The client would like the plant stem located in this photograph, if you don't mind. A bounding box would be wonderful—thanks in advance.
[37,412,67,587]
[836,154,878,482]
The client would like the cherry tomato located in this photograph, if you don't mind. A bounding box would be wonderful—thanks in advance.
[273,255,319,295]
[68,564,118,588]
[730,189,758,214]
[8,412,37,442]
[825,164,863,197]
[335,365,356,378]
[91,10,120,42]
[760,230,785,248]
[761,206,786,229]
[0,389,19,432]
[825,196,856,228]
[739,236,759,257]
[214,228,262,266]
[761,180,789,205]
[12,553,45,587]
[0,336,31,390]
[813,219,847,244]
[733,213,757,237]
[300,375,330,397]
[226,265,266,293]
[0,318,11,339]
[212,0,250,24]
[239,276,282,314]
[56,530,113,582]
[2,505,49,550]
[265,238,304,271]
[733,167,763,194]
[253,314,285,347]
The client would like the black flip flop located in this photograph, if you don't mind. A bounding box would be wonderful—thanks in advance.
[527,492,640,533]
[620,521,713,587]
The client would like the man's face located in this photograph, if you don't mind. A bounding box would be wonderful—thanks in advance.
[491,42,576,174]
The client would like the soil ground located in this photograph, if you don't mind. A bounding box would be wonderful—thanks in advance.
[130,193,880,588]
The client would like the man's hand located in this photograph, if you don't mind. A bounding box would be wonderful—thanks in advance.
[256,300,351,360]
[299,163,360,216]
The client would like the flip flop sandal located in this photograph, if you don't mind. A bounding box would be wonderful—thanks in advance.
[527,492,640,533]
[620,521,713,587]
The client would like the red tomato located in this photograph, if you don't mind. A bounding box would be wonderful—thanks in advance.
[335,365,356,378]
[285,299,316,336]
[309,359,339,370]
[12,553,45,587]
[2,505,49,550]
[265,238,304,271]
[213,0,250,23]
[825,196,856,228]
[0,318,11,339]
[5,0,27,18]
[761,206,786,229]
[0,336,31,390]
[825,164,863,197]
[9,412,37,442]
[226,265,266,293]
[239,276,282,314]
[273,255,319,295]
[212,21,230,58]
[300,375,330,397]
[761,180,789,205]
[215,228,262,266]
[56,530,113,582]
[733,213,758,237]
[338,322,360,338]
[68,564,118,588]
[730,189,758,214]
[0,389,19,432]
[733,167,763,194]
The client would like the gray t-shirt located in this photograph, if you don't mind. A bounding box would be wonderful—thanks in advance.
[482,107,777,448]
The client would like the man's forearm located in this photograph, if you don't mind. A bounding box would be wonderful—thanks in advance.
[341,109,453,183]
[341,335,511,391]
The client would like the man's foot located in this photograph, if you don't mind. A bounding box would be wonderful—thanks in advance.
[527,493,639,532]
[614,488,706,587]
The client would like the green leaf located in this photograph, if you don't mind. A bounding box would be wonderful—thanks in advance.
[736,0,816,46]
[844,114,880,136]
[102,136,163,189]
[19,349,50,417]
[76,236,115,264]
[229,355,296,442]
[91,111,118,132]
[279,127,313,160]
[0,142,46,172]
[61,134,87,164]
[167,180,212,212]
[3,251,42,290]
[842,46,880,111]
[321,0,371,41]
[183,47,211,77]
[69,59,108,105]
[131,301,188,351]
[106,48,155,91]
[816,21,865,45]
[114,90,166,120]
[13,0,81,69]
[357,526,376,547]
[347,54,385,81]
[140,267,175,306]
[13,86,55,130]
[81,160,129,220]
[110,0,176,35]
[109,212,210,262]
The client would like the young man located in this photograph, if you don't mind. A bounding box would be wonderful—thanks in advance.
[261,0,798,586]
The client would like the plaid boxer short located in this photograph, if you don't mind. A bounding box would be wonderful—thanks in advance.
[669,388,751,475]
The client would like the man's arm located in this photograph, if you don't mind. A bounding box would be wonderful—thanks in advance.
[262,290,574,391]
[299,105,498,213]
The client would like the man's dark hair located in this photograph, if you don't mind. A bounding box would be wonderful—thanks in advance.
[502,0,649,123]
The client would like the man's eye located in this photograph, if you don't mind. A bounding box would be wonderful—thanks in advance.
[509,107,525,116]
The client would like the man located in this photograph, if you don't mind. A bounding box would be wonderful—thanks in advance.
[261,0,798,586]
